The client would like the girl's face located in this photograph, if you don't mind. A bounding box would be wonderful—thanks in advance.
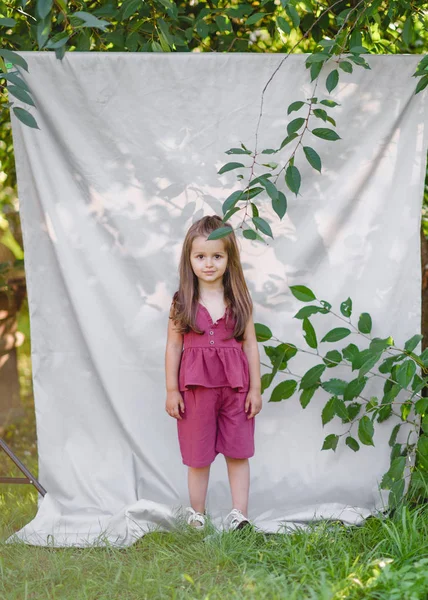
[190,236,228,285]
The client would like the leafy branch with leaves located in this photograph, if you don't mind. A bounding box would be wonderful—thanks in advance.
[253,284,427,509]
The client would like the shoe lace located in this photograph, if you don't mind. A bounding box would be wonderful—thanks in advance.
[186,507,205,526]
[229,509,246,527]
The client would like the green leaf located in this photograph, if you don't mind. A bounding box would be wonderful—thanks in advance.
[310,63,325,81]
[37,0,53,19]
[333,397,348,420]
[311,128,341,141]
[264,344,288,373]
[381,456,406,488]
[349,45,369,54]
[72,11,110,30]
[344,376,368,402]
[37,16,51,49]
[313,108,328,122]
[248,174,272,186]
[300,386,317,408]
[404,334,423,353]
[285,165,301,195]
[222,206,240,222]
[306,52,330,65]
[277,16,291,35]
[260,179,278,201]
[279,133,299,150]
[300,364,326,389]
[339,60,353,73]
[206,226,233,241]
[320,327,351,343]
[402,15,413,47]
[55,46,67,60]
[388,479,405,507]
[287,101,304,115]
[287,117,305,135]
[415,397,428,415]
[225,147,252,155]
[347,402,361,421]
[319,99,340,108]
[417,435,428,470]
[396,359,416,389]
[45,32,70,49]
[0,18,17,27]
[322,434,339,451]
[294,305,327,319]
[321,378,348,396]
[252,216,273,238]
[272,190,287,220]
[242,187,264,200]
[243,229,257,240]
[2,72,29,91]
[303,146,321,173]
[289,285,316,302]
[255,323,272,342]
[323,350,342,368]
[218,162,245,175]
[359,351,382,378]
[158,18,174,45]
[222,190,243,215]
[261,372,274,393]
[269,379,297,402]
[358,416,374,446]
[122,0,142,19]
[302,317,317,349]
[322,397,336,425]
[7,85,35,107]
[12,107,39,129]
[358,312,372,334]
[348,54,370,68]
[415,75,428,95]
[285,4,300,28]
[345,436,360,452]
[0,49,28,72]
[339,297,352,318]
[245,12,265,26]
[326,69,339,92]
[389,424,401,447]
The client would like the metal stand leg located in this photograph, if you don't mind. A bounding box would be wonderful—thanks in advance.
[0,438,46,496]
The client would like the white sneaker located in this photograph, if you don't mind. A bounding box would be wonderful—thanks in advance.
[185,506,206,529]
[224,508,252,531]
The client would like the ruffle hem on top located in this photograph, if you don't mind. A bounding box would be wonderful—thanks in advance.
[178,301,250,392]
[179,346,250,392]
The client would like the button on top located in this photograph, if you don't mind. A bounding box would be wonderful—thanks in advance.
[209,331,214,335]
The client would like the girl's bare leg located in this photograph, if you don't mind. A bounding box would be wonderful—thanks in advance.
[188,465,211,513]
[225,457,250,516]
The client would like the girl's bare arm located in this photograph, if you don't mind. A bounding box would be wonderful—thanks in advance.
[242,314,261,391]
[165,305,184,393]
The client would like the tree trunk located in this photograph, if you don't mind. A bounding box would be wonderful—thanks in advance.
[0,242,26,429]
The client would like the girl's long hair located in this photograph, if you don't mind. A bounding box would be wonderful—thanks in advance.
[170,215,252,341]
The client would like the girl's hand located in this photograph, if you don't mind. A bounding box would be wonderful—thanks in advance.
[165,390,185,420]
[244,389,263,419]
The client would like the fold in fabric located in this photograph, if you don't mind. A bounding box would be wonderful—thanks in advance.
[179,347,250,392]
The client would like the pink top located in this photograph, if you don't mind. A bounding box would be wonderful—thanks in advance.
[178,302,250,393]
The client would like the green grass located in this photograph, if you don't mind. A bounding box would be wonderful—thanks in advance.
[1,299,428,599]
[0,484,428,599]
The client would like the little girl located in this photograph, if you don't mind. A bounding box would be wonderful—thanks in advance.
[165,214,262,531]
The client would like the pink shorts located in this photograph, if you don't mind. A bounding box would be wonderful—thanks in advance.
[177,386,255,468]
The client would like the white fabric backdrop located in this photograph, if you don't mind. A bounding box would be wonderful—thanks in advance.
[5,52,427,547]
